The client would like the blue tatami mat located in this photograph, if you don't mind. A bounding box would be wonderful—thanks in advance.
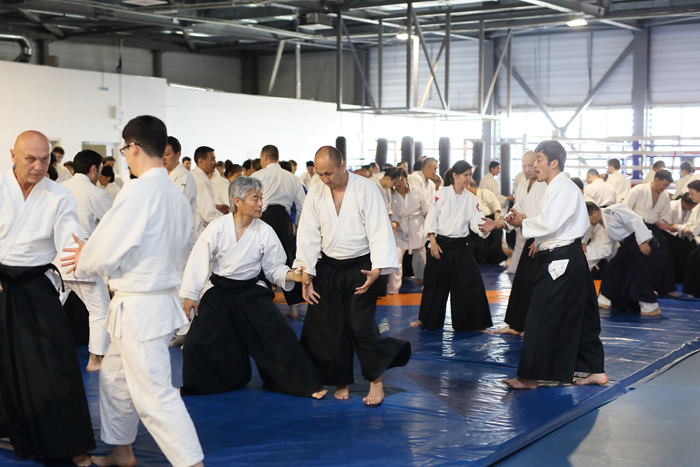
[1,266,699,466]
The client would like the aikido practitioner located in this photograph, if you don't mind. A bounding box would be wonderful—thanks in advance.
[466,179,507,265]
[481,150,547,335]
[502,140,607,389]
[584,168,617,207]
[58,149,113,371]
[606,158,630,203]
[179,177,326,399]
[407,157,437,205]
[674,161,695,199]
[658,192,697,283]
[0,131,95,466]
[294,146,411,406]
[412,160,494,333]
[191,145,226,235]
[479,161,508,209]
[251,144,306,318]
[589,202,660,316]
[624,169,678,296]
[63,116,203,467]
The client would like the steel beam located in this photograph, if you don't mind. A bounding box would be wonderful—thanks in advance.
[511,65,559,131]
[267,40,285,95]
[631,29,649,180]
[418,38,445,108]
[406,0,412,110]
[506,30,512,117]
[445,9,450,108]
[337,10,343,110]
[477,20,484,114]
[519,0,604,17]
[483,29,512,115]
[378,18,383,108]
[295,42,301,99]
[342,20,377,107]
[412,9,447,110]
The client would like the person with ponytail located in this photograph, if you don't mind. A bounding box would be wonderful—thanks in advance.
[411,160,494,333]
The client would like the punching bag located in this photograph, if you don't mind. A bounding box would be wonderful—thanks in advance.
[472,139,484,184]
[500,141,511,197]
[401,136,415,173]
[376,138,388,168]
[336,136,347,161]
[438,137,450,177]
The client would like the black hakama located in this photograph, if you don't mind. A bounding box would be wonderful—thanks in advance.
[646,223,678,295]
[260,204,304,305]
[181,274,323,397]
[418,235,493,332]
[682,244,700,298]
[599,234,657,312]
[504,238,540,332]
[517,240,605,382]
[469,214,508,265]
[663,231,696,283]
[300,253,411,386]
[0,264,95,461]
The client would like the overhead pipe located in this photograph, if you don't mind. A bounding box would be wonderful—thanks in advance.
[0,34,32,62]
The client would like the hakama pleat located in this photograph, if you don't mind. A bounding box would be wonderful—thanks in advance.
[664,231,695,283]
[418,235,493,332]
[682,244,700,298]
[260,204,304,305]
[599,235,657,312]
[300,254,411,385]
[181,274,322,397]
[469,215,508,265]
[517,240,605,382]
[0,264,95,460]
[504,238,540,332]
[646,224,678,295]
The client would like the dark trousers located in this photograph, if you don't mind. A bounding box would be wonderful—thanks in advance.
[261,205,303,305]
[419,235,493,332]
[300,254,411,385]
[182,274,322,397]
[683,243,700,298]
[0,264,95,460]
[504,238,540,332]
[646,224,678,295]
[664,231,696,283]
[517,240,605,382]
[469,214,508,265]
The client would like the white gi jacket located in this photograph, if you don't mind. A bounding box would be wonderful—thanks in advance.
[425,186,489,239]
[476,189,501,217]
[675,173,693,198]
[293,172,399,276]
[606,171,630,203]
[169,163,199,246]
[586,224,615,269]
[584,178,617,207]
[390,188,429,251]
[60,173,113,240]
[251,162,305,224]
[601,204,654,244]
[75,167,192,342]
[624,183,671,224]
[180,216,294,301]
[479,172,506,205]
[408,171,436,206]
[99,181,120,200]
[191,166,223,235]
[678,204,700,240]
[211,171,230,207]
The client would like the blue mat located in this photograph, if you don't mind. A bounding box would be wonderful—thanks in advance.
[1,265,699,466]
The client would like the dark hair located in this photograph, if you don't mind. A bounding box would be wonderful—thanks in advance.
[587,168,600,177]
[688,180,700,192]
[50,152,58,165]
[194,146,215,165]
[315,146,344,167]
[215,161,224,169]
[369,162,377,169]
[383,163,394,169]
[122,115,168,158]
[105,156,116,163]
[261,144,279,161]
[468,179,478,188]
[167,136,182,154]
[392,167,407,180]
[680,192,697,205]
[422,157,437,170]
[413,160,423,172]
[252,158,262,171]
[47,164,58,181]
[607,158,621,170]
[52,146,65,156]
[280,161,293,172]
[383,167,399,180]
[652,160,666,169]
[443,160,473,187]
[64,161,74,169]
[535,140,567,171]
[680,161,695,174]
[225,164,242,178]
[182,156,191,163]
[489,161,500,171]
[306,161,314,168]
[570,177,584,190]
[288,159,297,167]
[242,159,252,170]
[73,149,103,175]
[654,169,673,184]
[586,201,601,215]
[101,165,115,183]
[361,165,371,171]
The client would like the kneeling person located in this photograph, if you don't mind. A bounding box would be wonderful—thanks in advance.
[180,177,326,399]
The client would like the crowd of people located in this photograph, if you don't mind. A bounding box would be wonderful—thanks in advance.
[1,116,699,467]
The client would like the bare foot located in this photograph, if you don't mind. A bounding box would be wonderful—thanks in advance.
[91,445,137,467]
[495,326,522,335]
[86,353,103,372]
[72,454,91,467]
[574,373,609,386]
[502,377,538,389]
[334,385,349,400]
[598,302,611,309]
[363,379,384,406]
[667,292,681,298]
[284,305,299,319]
[312,389,327,399]
[641,308,661,317]
[415,279,424,286]
[410,320,422,328]
[479,329,495,334]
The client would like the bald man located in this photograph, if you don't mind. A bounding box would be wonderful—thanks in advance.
[0,131,95,465]
[294,146,411,406]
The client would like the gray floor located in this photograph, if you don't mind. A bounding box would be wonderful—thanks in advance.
[495,351,700,467]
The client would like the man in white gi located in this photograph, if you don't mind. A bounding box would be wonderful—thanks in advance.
[104,156,124,188]
[658,192,697,283]
[408,157,437,207]
[643,160,666,183]
[182,156,192,171]
[584,168,617,207]
[674,161,695,199]
[63,116,204,467]
[606,158,630,203]
[191,145,227,235]
[52,146,73,182]
[251,144,306,317]
[502,140,607,389]
[467,180,507,265]
[300,160,318,188]
[211,160,230,207]
[295,146,410,407]
[58,149,113,371]
[1,131,95,465]
[163,136,199,347]
[479,161,507,208]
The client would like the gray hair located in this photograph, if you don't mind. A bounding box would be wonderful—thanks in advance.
[228,176,263,213]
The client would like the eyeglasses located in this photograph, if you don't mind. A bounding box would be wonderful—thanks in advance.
[119,142,142,156]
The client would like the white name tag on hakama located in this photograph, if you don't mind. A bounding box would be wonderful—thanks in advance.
[548,259,569,280]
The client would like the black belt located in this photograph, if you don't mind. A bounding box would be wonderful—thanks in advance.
[210,273,259,292]
[319,252,371,268]
[0,263,64,292]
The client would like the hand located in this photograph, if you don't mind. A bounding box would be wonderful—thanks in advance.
[656,220,676,232]
[286,266,305,282]
[0,280,3,293]
[479,217,497,233]
[216,204,230,215]
[682,229,693,239]
[302,271,320,304]
[355,268,381,294]
[183,298,198,321]
[507,195,515,202]
[391,221,400,238]
[430,239,443,259]
[528,242,538,257]
[505,208,525,228]
[582,244,587,253]
[639,241,651,256]
[61,233,86,275]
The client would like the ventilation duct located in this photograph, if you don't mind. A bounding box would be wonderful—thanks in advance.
[0,34,32,62]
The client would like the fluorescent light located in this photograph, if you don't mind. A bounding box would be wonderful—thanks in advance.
[396,32,409,40]
[566,18,588,27]
[123,0,168,5]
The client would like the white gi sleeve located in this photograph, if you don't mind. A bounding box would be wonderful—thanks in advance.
[261,226,294,291]
[293,179,305,226]
[197,181,222,223]
[292,189,323,276]
[362,184,399,275]
[179,223,220,301]
[586,226,614,262]
[618,208,653,245]
[470,196,490,239]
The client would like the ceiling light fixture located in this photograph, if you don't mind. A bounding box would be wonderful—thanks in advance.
[566,18,588,27]
[396,32,409,40]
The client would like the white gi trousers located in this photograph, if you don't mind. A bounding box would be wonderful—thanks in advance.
[507,229,525,274]
[60,277,111,355]
[388,246,426,294]
[100,307,203,467]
